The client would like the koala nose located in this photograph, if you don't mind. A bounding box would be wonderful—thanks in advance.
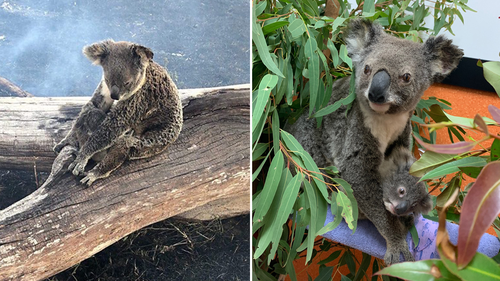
[395,200,408,216]
[368,70,390,104]
[110,85,120,100]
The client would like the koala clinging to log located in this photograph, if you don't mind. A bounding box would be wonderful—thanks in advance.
[286,19,462,264]
[62,40,182,186]
[380,147,432,218]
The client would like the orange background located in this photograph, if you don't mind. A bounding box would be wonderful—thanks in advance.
[286,83,500,281]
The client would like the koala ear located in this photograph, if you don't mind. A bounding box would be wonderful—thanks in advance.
[423,35,463,82]
[133,45,154,61]
[344,18,385,63]
[83,40,113,65]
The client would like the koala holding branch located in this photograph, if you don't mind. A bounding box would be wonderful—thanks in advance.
[67,40,183,186]
[286,19,462,264]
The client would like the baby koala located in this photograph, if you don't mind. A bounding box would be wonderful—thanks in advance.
[380,147,432,218]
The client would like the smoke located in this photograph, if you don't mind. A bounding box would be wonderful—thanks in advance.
[0,0,250,96]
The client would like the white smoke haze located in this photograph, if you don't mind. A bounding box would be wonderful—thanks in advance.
[0,0,249,97]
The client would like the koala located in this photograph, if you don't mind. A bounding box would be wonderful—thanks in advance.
[65,40,183,186]
[54,81,114,158]
[286,19,462,264]
[380,147,432,218]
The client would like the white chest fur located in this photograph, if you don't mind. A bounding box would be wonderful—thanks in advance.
[362,109,409,154]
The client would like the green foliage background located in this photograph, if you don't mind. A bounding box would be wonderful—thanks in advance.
[252,0,476,280]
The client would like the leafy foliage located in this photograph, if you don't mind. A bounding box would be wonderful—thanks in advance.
[252,0,473,279]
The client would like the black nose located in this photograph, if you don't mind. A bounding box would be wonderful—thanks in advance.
[110,85,120,100]
[395,200,408,215]
[368,70,390,104]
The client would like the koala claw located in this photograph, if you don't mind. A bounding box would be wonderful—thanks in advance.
[80,173,97,186]
[53,142,66,154]
[69,160,87,176]
[384,244,414,265]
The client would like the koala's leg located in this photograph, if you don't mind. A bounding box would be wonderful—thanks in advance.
[128,124,182,160]
[80,138,130,186]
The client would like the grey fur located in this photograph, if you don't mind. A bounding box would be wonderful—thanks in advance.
[65,40,182,186]
[285,19,462,264]
[380,147,432,218]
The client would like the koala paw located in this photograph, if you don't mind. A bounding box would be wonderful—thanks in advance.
[384,243,414,265]
[69,157,88,176]
[80,172,98,186]
[53,142,67,154]
[124,135,141,148]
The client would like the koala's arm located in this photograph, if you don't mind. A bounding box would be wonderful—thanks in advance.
[54,81,111,153]
[341,125,413,264]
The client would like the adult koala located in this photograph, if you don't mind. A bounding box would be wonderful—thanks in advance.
[286,19,462,264]
[65,40,183,186]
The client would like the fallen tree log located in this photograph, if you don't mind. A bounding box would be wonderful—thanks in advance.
[0,77,32,97]
[0,84,250,281]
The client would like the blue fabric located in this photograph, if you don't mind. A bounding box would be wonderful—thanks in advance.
[321,205,500,260]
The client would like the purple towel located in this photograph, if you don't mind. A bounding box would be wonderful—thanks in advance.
[321,205,500,260]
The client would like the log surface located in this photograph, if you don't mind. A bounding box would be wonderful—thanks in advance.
[0,85,250,281]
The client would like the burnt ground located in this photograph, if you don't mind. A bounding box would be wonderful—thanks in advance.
[0,0,250,280]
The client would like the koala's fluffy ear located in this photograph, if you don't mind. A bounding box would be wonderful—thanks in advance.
[83,40,114,65]
[423,35,463,82]
[344,18,385,63]
[133,45,154,62]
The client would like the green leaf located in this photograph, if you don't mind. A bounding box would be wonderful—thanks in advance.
[253,143,268,161]
[327,39,340,68]
[362,0,375,14]
[254,0,267,16]
[253,150,285,224]
[252,74,278,132]
[483,61,500,97]
[353,253,371,281]
[252,148,271,182]
[419,157,487,181]
[336,191,355,229]
[252,101,269,146]
[315,265,334,281]
[254,173,303,261]
[492,138,500,162]
[409,224,419,248]
[252,10,284,77]
[288,18,307,39]
[459,166,483,179]
[262,20,289,35]
[375,259,460,281]
[410,151,457,177]
[318,250,342,265]
[313,76,356,118]
[304,36,319,116]
[281,130,330,201]
[339,44,352,69]
[333,178,358,233]
[331,17,347,32]
[303,180,318,263]
[272,110,280,155]
[441,250,500,280]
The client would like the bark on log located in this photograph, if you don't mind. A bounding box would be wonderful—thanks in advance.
[0,85,250,281]
[0,77,32,97]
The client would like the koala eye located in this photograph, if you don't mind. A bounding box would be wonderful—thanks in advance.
[364,65,371,75]
[398,186,406,197]
[124,81,132,87]
[401,73,411,83]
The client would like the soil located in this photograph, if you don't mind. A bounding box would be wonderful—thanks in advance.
[0,0,250,280]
